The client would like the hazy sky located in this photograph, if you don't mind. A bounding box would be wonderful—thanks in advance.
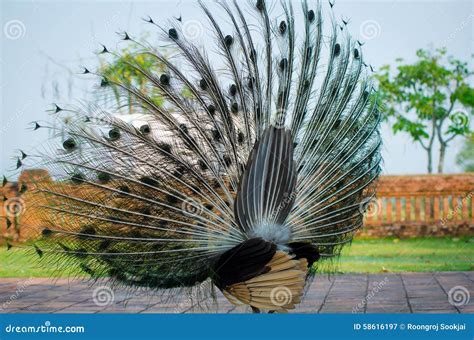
[1,0,473,177]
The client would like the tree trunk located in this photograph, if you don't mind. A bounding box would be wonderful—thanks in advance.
[427,147,433,174]
[438,143,446,174]
[426,114,437,174]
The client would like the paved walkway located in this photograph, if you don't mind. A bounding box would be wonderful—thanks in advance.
[0,272,473,313]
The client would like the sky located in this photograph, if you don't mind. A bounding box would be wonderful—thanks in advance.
[1,0,473,178]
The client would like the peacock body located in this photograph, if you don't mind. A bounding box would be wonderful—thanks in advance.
[8,0,382,313]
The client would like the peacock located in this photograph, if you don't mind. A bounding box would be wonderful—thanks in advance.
[6,0,382,313]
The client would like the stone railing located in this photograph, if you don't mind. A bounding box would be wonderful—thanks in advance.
[360,174,474,237]
[1,171,473,241]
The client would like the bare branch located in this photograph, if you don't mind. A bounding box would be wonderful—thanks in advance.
[419,138,428,150]
[444,133,458,143]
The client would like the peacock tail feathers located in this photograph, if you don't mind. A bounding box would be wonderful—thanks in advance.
[6,0,382,309]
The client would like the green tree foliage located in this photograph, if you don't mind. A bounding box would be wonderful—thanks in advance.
[375,48,473,173]
[456,134,474,172]
[99,44,165,114]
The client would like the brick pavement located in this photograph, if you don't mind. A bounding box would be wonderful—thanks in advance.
[0,272,472,314]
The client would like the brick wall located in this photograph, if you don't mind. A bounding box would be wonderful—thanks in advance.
[1,171,473,241]
[359,174,474,238]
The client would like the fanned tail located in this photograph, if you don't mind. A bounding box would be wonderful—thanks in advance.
[5,0,382,305]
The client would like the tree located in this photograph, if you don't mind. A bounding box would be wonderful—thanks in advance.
[375,48,473,173]
[456,134,474,172]
[99,43,165,114]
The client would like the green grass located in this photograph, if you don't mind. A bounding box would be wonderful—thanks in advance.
[0,247,84,278]
[0,237,473,277]
[332,237,474,273]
